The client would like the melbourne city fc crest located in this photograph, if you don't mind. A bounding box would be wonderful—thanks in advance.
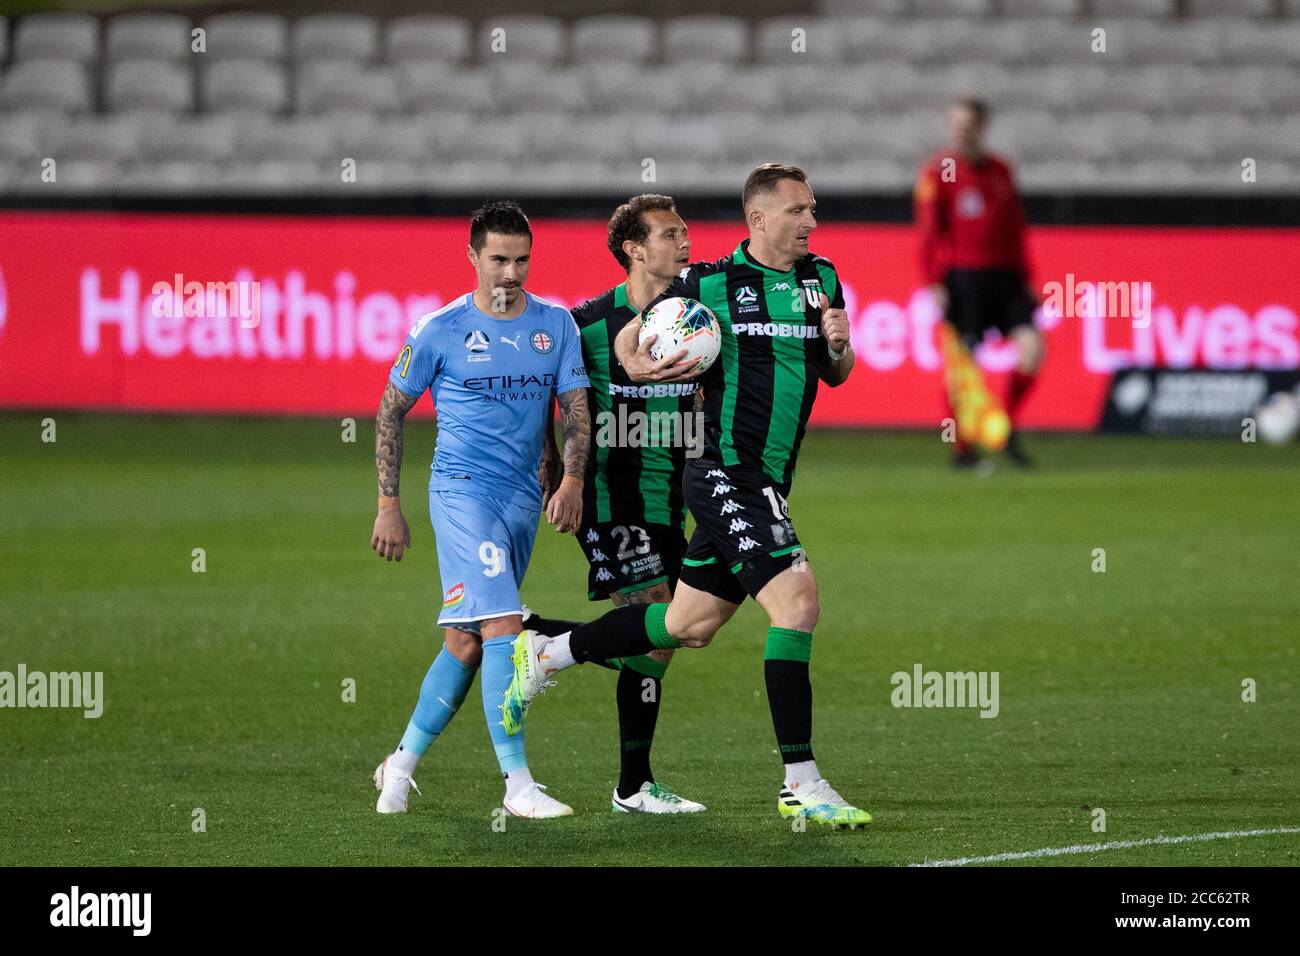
[530,329,554,354]
[464,329,490,352]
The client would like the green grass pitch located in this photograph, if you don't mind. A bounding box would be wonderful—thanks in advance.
[1,412,1297,866]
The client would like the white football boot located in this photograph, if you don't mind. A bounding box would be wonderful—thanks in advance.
[502,782,573,819]
[612,781,706,814]
[374,755,422,814]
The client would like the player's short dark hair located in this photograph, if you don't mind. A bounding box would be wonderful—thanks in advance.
[606,194,678,272]
[469,200,532,252]
[952,96,990,125]
[741,163,808,211]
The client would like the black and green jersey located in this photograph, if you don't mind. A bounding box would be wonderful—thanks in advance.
[666,239,843,490]
[571,282,698,530]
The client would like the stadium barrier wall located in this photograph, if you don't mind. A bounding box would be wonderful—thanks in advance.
[1,210,1297,430]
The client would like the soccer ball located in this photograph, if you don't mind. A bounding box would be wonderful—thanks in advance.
[639,297,722,373]
[1255,390,1300,445]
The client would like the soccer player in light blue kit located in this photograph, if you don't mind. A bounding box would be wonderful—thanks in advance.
[370,201,592,817]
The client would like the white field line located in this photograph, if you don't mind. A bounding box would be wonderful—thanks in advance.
[911,826,1300,867]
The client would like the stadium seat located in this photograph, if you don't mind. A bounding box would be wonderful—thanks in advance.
[105,60,194,113]
[629,113,728,162]
[833,17,932,64]
[1018,159,1104,189]
[397,64,496,113]
[491,64,589,111]
[437,118,531,160]
[46,116,141,164]
[29,159,120,192]
[384,15,471,64]
[1070,65,1169,113]
[571,16,657,64]
[0,60,92,112]
[1185,0,1272,17]
[998,0,1082,15]
[1000,66,1076,111]
[755,18,846,62]
[930,20,1046,63]
[200,60,289,113]
[13,13,98,63]
[1266,74,1300,112]
[1220,22,1300,65]
[106,13,191,62]
[909,0,994,16]
[1090,0,1174,18]
[779,64,876,111]
[1100,158,1199,189]
[525,112,630,161]
[117,160,222,193]
[584,64,687,111]
[0,112,45,161]
[242,117,337,162]
[0,19,8,64]
[1165,66,1269,115]
[816,0,910,15]
[811,157,912,192]
[335,119,429,163]
[220,159,329,192]
[1122,21,1221,66]
[141,116,240,162]
[1027,19,1119,64]
[1286,0,1300,17]
[477,17,566,64]
[682,65,783,111]
[201,14,288,62]
[292,14,379,65]
[661,16,748,64]
[415,110,479,154]
[297,65,398,115]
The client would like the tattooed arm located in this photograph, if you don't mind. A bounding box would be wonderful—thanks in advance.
[544,388,589,534]
[371,382,420,561]
[539,394,563,509]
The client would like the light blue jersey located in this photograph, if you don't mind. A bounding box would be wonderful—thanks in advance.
[391,290,588,628]
[390,291,589,509]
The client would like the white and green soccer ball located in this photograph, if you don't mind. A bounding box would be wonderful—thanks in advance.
[638,297,722,373]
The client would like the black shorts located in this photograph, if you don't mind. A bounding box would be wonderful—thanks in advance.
[945,268,1036,347]
[578,521,686,601]
[679,461,806,605]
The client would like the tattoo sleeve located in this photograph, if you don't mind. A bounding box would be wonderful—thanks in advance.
[375,382,420,497]
[539,395,561,489]
[556,388,590,480]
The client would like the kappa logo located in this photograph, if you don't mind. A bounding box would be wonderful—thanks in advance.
[736,536,760,551]
[500,334,521,351]
[595,568,615,582]
[719,499,745,514]
[530,329,554,354]
[464,330,490,352]
[735,286,758,306]
[705,468,727,479]
[772,281,791,291]
[711,481,735,496]
[728,518,753,533]
[585,528,600,543]
[591,549,608,562]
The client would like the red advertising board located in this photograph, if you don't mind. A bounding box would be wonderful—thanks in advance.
[1,211,1296,428]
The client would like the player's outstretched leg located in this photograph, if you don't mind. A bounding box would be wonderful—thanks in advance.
[501,603,678,736]
[376,635,477,814]
[756,568,872,830]
[480,625,572,818]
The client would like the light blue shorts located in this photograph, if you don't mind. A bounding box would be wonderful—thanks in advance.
[429,489,540,632]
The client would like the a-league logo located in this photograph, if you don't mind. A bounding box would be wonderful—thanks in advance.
[464,330,490,352]
[530,330,554,354]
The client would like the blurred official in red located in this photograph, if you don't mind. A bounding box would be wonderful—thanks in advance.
[915,97,1045,468]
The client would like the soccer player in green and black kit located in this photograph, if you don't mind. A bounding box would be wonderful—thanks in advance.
[505,166,872,828]
[533,195,706,813]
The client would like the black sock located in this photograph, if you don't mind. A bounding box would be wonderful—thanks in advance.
[570,604,666,664]
[764,660,815,765]
[615,664,663,799]
[524,613,583,638]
